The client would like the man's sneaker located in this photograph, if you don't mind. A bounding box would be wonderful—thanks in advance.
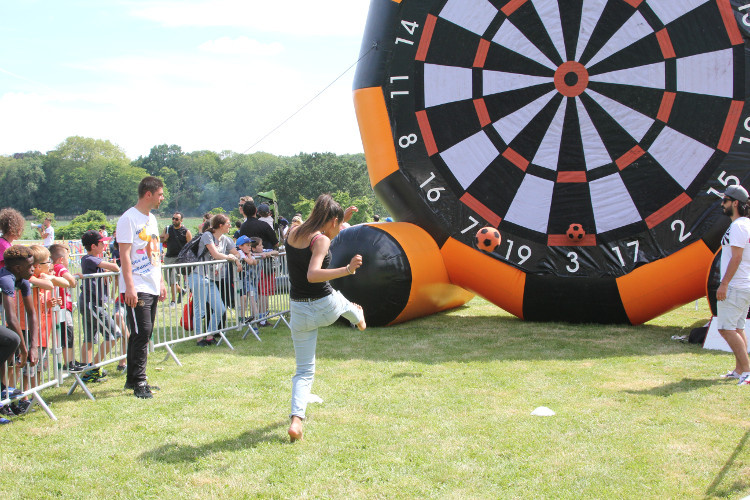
[134,382,153,399]
[116,364,126,372]
[82,367,106,382]
[738,372,750,385]
[721,370,740,379]
[169,301,176,307]
[125,381,160,392]
[68,362,86,372]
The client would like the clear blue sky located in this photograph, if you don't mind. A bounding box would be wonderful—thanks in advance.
[0,0,371,159]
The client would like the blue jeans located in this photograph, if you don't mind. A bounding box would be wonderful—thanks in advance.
[187,272,225,335]
[290,289,363,419]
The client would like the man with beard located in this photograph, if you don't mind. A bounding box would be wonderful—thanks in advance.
[117,176,167,399]
[160,211,192,306]
[716,185,750,385]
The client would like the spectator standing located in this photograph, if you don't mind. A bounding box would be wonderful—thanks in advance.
[0,208,25,269]
[160,212,192,306]
[373,214,380,222]
[99,225,109,237]
[37,218,55,247]
[239,201,279,325]
[117,176,167,399]
[0,246,38,422]
[49,243,83,371]
[257,203,274,229]
[716,185,750,385]
[187,214,241,346]
[78,231,121,381]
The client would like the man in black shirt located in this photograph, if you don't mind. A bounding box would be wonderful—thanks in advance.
[239,201,279,326]
[239,202,278,250]
[160,211,192,306]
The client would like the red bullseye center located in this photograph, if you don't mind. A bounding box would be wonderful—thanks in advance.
[554,62,589,97]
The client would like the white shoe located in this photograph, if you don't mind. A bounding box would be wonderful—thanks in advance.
[737,372,750,385]
[721,370,740,379]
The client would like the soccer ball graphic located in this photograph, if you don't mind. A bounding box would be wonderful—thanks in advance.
[475,227,502,253]
[566,224,586,241]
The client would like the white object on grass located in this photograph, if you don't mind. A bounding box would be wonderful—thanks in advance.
[307,394,323,404]
[531,406,555,417]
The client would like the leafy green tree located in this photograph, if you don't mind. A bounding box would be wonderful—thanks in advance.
[56,210,113,240]
[30,208,55,225]
[0,153,45,213]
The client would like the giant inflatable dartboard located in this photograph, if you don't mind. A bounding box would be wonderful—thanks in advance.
[351,0,750,324]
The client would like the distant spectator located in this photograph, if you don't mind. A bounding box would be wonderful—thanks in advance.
[238,196,254,222]
[233,220,242,241]
[291,216,303,229]
[200,213,212,233]
[240,202,278,250]
[235,235,259,324]
[0,208,25,269]
[257,203,274,229]
[36,218,55,247]
[160,212,192,306]
[187,214,241,346]
[278,217,290,241]
[99,225,108,237]
[373,214,380,222]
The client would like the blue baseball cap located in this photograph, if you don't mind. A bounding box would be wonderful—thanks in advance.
[236,235,251,247]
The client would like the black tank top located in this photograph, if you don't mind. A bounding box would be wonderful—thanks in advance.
[165,225,188,257]
[287,235,333,300]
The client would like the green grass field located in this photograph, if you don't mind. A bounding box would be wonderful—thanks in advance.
[2,297,749,499]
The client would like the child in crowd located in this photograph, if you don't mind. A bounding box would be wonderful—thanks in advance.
[49,243,85,372]
[0,246,38,421]
[78,230,120,382]
[25,245,64,390]
[235,235,259,324]
[0,208,25,269]
[251,238,279,327]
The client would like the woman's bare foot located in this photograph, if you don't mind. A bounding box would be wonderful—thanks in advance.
[353,303,366,331]
[288,416,303,442]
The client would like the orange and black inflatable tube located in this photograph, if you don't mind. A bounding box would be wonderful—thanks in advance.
[329,223,473,326]
[616,240,715,325]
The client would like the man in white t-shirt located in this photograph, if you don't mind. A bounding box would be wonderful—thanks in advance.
[37,218,54,247]
[116,176,167,399]
[716,184,750,385]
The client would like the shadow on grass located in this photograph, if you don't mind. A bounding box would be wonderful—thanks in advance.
[623,378,724,397]
[704,429,750,499]
[140,421,288,463]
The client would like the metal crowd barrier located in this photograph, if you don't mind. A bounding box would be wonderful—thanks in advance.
[1,251,291,421]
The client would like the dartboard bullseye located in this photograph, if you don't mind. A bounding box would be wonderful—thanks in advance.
[353,0,750,324]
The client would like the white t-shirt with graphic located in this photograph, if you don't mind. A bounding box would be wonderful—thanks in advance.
[116,207,162,295]
[720,216,750,289]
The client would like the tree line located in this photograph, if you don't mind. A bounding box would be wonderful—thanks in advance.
[1,136,387,223]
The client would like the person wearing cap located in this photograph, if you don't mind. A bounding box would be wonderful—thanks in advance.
[235,235,259,324]
[716,184,750,385]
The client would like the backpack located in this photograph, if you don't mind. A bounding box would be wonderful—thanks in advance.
[175,234,209,264]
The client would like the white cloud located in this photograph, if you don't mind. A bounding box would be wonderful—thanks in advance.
[199,36,283,56]
[0,49,364,158]
[129,0,370,36]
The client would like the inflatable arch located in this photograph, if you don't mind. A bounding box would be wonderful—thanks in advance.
[338,0,750,326]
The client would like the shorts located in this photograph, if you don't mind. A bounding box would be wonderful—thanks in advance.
[163,256,182,284]
[716,286,750,331]
[241,268,258,296]
[258,270,276,296]
[80,303,122,343]
[58,321,74,349]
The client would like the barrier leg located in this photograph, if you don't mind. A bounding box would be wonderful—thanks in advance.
[161,343,182,367]
[30,391,57,421]
[242,324,261,342]
[67,373,96,401]
[216,331,234,350]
